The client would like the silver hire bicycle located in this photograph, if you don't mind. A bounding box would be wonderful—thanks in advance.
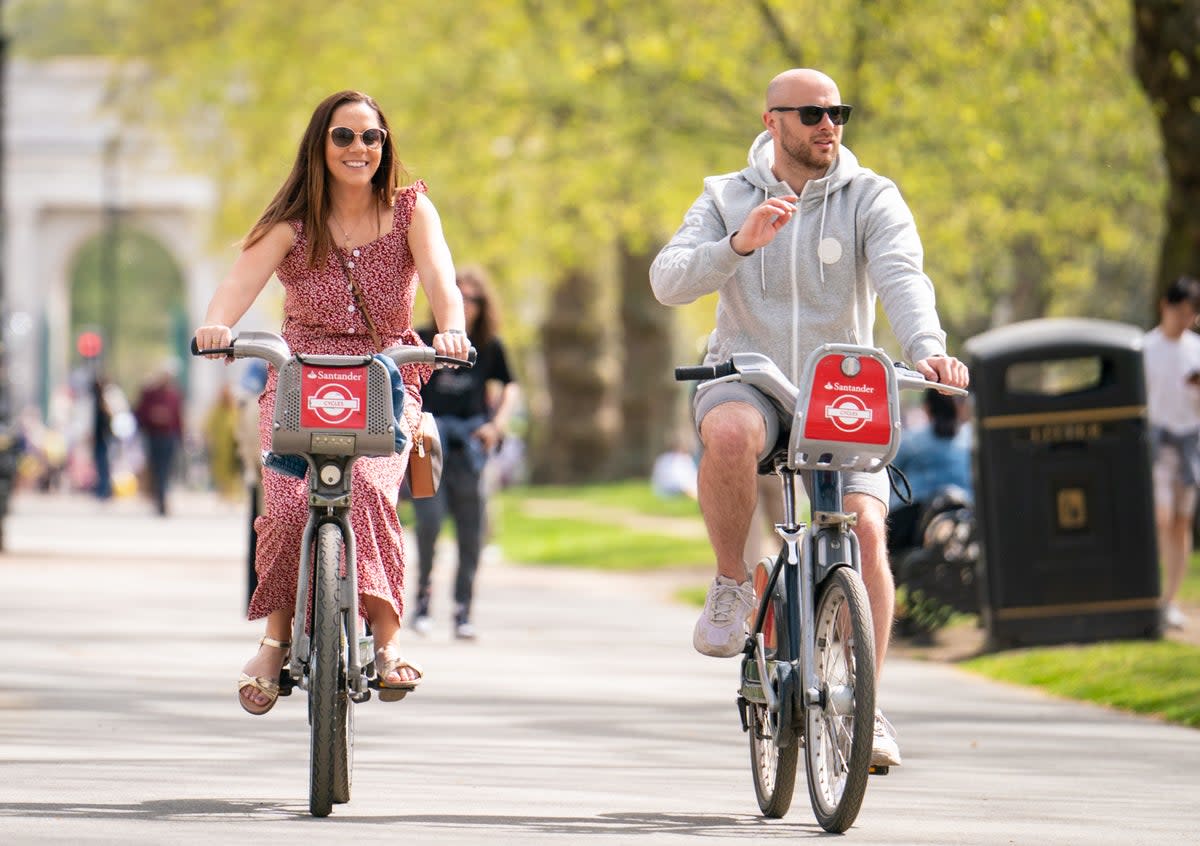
[194,330,472,817]
[676,343,966,832]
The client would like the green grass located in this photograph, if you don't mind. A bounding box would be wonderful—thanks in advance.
[963,640,1200,729]
[492,481,712,570]
[504,479,707,518]
[1180,550,1200,604]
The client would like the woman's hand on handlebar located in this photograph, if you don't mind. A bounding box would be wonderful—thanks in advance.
[194,324,234,359]
[432,329,472,361]
[914,354,969,389]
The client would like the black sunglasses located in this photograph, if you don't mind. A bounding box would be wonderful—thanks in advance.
[328,126,387,149]
[768,104,853,126]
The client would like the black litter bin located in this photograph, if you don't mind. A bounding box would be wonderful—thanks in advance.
[964,317,1161,648]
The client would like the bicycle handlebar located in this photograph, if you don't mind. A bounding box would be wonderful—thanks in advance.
[191,331,475,370]
[673,351,968,404]
[674,362,735,382]
[891,362,968,397]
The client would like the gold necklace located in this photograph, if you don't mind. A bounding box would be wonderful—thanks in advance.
[330,210,360,251]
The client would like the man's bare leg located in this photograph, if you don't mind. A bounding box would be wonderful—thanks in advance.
[846,492,893,680]
[698,402,766,582]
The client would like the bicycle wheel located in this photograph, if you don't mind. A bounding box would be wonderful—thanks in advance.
[804,566,875,833]
[332,681,354,804]
[309,523,351,817]
[748,557,799,818]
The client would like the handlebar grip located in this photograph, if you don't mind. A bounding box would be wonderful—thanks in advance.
[433,347,477,369]
[674,361,735,382]
[190,337,235,358]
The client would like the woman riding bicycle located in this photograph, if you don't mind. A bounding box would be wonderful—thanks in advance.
[193,90,471,715]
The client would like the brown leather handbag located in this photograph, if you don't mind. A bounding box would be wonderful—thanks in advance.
[407,412,443,498]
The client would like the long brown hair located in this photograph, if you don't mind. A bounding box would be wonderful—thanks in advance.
[243,90,408,268]
[457,265,501,349]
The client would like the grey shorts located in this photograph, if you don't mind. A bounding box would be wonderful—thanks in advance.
[693,381,891,509]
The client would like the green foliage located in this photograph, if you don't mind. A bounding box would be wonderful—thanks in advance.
[8,0,1166,350]
[964,640,1200,728]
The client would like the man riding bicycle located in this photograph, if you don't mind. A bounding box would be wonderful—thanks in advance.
[650,68,969,768]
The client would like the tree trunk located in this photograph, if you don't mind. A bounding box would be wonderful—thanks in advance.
[1133,0,1200,297]
[1009,235,1052,322]
[529,266,619,484]
[612,239,679,479]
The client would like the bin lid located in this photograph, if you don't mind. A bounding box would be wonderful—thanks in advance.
[965,317,1143,363]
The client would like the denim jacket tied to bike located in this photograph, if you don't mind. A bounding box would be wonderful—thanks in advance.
[264,354,410,479]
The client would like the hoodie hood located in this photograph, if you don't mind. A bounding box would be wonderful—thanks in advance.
[742,130,860,201]
[649,132,947,382]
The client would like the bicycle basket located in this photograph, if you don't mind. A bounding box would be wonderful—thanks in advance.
[271,355,397,458]
[787,344,901,473]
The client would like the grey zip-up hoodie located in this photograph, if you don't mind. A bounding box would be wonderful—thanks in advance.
[650,131,946,384]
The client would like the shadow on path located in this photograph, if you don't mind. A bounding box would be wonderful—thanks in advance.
[0,801,830,837]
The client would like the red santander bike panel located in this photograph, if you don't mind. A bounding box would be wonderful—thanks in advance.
[802,354,891,446]
[300,365,369,430]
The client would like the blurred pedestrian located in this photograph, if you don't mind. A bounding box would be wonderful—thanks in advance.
[1144,274,1200,630]
[237,360,269,605]
[411,266,519,640]
[91,374,113,500]
[204,384,242,500]
[134,359,184,516]
[887,388,972,552]
[651,433,699,499]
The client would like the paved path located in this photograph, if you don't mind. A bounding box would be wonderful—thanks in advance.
[1,490,1197,844]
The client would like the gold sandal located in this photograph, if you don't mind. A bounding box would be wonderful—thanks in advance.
[237,636,291,716]
[373,641,424,702]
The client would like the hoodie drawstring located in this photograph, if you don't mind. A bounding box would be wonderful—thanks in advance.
[817,176,832,288]
[760,187,767,295]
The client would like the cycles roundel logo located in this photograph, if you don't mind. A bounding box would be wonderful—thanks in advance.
[824,388,873,433]
[300,366,368,429]
[307,382,361,424]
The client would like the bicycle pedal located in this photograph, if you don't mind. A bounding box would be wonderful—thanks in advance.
[367,677,410,702]
[277,668,296,696]
[869,765,890,776]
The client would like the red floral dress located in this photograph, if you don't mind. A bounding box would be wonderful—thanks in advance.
[248,182,429,622]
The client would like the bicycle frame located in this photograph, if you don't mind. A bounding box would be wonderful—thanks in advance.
[749,464,861,729]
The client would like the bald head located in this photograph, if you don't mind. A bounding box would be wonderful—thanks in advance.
[766,69,840,110]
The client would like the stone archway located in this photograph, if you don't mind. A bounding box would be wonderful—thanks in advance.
[68,225,188,397]
[2,57,259,430]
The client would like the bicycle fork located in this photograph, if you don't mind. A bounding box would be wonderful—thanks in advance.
[289,460,373,704]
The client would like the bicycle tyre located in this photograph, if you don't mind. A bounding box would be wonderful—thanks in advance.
[748,557,799,818]
[309,522,350,817]
[804,566,875,833]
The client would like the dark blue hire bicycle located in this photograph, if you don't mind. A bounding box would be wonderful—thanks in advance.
[193,331,472,817]
[676,344,966,832]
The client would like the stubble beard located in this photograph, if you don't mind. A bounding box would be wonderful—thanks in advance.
[781,134,837,174]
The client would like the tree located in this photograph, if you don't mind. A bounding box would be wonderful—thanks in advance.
[10,0,1172,479]
[1133,0,1200,296]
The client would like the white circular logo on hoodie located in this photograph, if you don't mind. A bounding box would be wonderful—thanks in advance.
[818,238,843,265]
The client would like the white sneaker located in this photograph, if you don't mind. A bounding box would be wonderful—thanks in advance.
[693,576,756,657]
[412,615,434,637]
[871,710,902,767]
[1164,604,1188,630]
